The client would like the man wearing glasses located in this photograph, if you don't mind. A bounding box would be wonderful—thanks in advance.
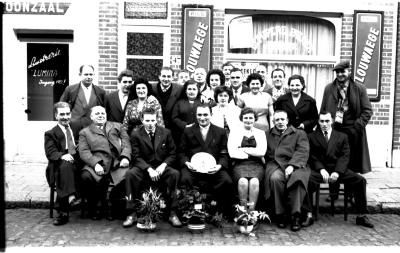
[105,69,134,123]
[230,68,250,106]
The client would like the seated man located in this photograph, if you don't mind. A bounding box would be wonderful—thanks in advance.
[44,102,82,226]
[179,104,234,218]
[123,107,182,228]
[264,110,310,232]
[78,106,131,220]
[306,111,373,228]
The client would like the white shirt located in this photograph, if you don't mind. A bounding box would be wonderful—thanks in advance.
[199,124,210,141]
[118,90,128,109]
[58,123,76,149]
[80,83,93,104]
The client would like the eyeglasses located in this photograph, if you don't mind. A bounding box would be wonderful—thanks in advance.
[122,80,133,84]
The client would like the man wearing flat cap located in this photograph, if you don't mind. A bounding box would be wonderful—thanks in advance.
[320,60,372,175]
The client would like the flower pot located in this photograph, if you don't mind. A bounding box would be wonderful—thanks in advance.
[187,216,206,231]
[136,222,157,231]
[238,225,254,234]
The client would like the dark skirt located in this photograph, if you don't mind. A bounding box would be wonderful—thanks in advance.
[232,159,264,183]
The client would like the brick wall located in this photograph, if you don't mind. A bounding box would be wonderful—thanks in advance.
[394,2,400,150]
[98,1,119,93]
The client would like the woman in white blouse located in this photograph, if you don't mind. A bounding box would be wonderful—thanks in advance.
[228,108,267,211]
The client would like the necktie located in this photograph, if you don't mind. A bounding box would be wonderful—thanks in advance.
[324,131,329,143]
[233,91,238,104]
[149,131,155,147]
[65,125,76,155]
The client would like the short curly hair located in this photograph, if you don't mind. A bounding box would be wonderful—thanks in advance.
[206,69,225,87]
[239,107,258,122]
[287,74,306,91]
[214,85,233,103]
[245,73,263,87]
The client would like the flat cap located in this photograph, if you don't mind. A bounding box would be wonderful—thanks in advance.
[333,60,350,71]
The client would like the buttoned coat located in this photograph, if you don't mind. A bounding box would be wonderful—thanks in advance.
[152,83,183,129]
[105,91,126,123]
[78,121,131,183]
[264,126,310,200]
[320,78,372,174]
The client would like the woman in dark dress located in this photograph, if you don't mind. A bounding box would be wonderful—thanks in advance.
[228,108,267,211]
[274,74,318,133]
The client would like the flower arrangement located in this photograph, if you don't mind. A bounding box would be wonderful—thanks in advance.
[136,188,166,230]
[234,203,270,235]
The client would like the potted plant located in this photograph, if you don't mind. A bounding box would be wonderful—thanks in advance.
[136,188,166,231]
[234,203,270,235]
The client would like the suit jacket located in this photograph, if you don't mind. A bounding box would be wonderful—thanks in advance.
[152,83,183,129]
[264,126,310,200]
[105,91,126,123]
[179,123,229,171]
[308,129,350,175]
[78,121,131,183]
[274,92,318,133]
[320,78,372,173]
[44,122,82,186]
[130,126,176,170]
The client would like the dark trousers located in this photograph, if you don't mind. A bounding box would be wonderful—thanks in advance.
[125,166,180,215]
[308,169,368,214]
[269,169,307,216]
[80,170,110,214]
[55,160,80,213]
[180,167,234,215]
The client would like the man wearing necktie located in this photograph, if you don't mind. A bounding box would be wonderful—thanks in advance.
[123,107,181,228]
[78,106,131,220]
[44,102,83,226]
[306,111,374,228]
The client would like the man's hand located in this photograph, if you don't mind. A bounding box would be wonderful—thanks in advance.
[94,164,105,176]
[185,161,196,172]
[61,154,74,163]
[119,158,130,168]
[285,165,294,179]
[320,169,330,183]
[156,163,167,176]
[147,167,159,181]
[329,172,339,183]
[207,164,222,174]
[185,123,194,128]
[298,123,305,129]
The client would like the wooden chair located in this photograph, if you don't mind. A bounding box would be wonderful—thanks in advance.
[315,183,350,221]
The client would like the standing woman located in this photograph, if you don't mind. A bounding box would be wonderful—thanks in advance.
[204,69,226,107]
[237,73,274,133]
[274,74,318,133]
[171,80,202,144]
[228,108,267,211]
[122,78,164,135]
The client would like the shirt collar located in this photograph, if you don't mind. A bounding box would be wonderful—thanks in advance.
[118,89,128,98]
[80,82,92,89]
[199,124,210,132]
[160,84,172,92]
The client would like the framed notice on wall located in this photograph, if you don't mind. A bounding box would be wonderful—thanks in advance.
[352,11,383,102]
[27,43,69,121]
[182,5,213,75]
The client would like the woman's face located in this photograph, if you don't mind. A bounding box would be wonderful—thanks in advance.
[242,113,256,130]
[186,84,199,100]
[289,79,303,97]
[217,91,230,105]
[209,74,221,90]
[249,79,262,94]
[136,83,148,99]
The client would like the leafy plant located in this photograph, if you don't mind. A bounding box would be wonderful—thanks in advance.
[136,188,166,225]
[234,203,270,227]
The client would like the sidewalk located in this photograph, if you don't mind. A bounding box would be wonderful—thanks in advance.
[4,161,400,213]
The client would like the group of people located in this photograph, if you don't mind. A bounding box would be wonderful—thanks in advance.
[45,60,374,232]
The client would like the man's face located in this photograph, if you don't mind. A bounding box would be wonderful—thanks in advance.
[196,106,211,128]
[335,68,351,83]
[273,112,288,131]
[319,113,333,133]
[178,72,190,86]
[90,107,107,126]
[55,107,71,127]
[255,65,267,81]
[230,70,243,89]
[142,113,157,132]
[118,76,133,95]
[194,68,206,84]
[222,66,233,80]
[80,66,94,86]
[272,70,285,89]
[159,69,173,88]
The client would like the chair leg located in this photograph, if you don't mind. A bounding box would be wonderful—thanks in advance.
[50,186,55,218]
[315,185,320,221]
[344,186,348,221]
[330,192,335,216]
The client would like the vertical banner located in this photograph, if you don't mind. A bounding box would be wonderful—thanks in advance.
[182,5,212,75]
[27,43,69,121]
[352,11,383,101]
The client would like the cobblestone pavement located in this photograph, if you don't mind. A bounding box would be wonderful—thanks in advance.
[5,209,400,247]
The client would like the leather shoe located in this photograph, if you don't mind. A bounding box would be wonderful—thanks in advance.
[276,215,287,228]
[356,215,374,228]
[89,210,102,220]
[291,217,301,232]
[122,213,137,228]
[301,216,314,227]
[69,198,81,210]
[169,214,183,227]
[53,213,69,226]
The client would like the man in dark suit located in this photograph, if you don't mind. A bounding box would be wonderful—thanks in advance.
[123,107,182,228]
[44,102,82,225]
[306,111,374,228]
[78,106,131,220]
[264,110,310,232]
[60,65,106,128]
[230,68,250,106]
[152,66,183,130]
[179,104,234,217]
[105,69,133,123]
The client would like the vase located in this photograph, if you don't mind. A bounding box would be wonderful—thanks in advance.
[238,224,254,234]
[136,222,157,231]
